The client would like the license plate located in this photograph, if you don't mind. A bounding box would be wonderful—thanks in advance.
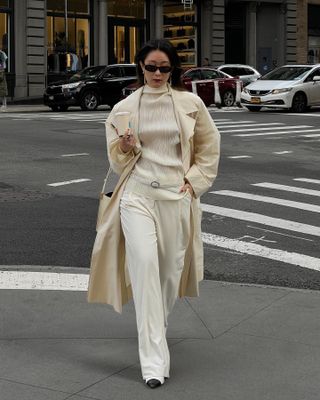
[49,96,54,100]
[250,97,261,104]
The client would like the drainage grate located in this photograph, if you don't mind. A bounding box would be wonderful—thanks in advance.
[0,183,53,202]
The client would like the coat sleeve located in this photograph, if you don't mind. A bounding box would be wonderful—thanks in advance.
[105,109,136,176]
[184,99,220,198]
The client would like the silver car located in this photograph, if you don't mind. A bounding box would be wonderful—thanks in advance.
[217,64,261,86]
[241,64,320,112]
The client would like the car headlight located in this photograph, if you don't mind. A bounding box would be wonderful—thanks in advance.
[243,87,249,94]
[61,81,83,90]
[271,88,292,94]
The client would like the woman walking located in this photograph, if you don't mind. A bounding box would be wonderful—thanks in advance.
[88,38,220,388]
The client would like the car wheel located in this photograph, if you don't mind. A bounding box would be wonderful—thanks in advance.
[222,90,235,107]
[291,92,307,113]
[80,91,99,111]
[246,106,262,112]
[50,106,59,112]
[59,105,69,112]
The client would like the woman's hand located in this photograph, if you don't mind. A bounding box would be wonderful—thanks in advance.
[180,181,195,197]
[119,128,136,153]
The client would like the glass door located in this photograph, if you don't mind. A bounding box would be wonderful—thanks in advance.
[108,18,145,64]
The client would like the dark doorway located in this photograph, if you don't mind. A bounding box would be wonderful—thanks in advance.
[225,4,246,64]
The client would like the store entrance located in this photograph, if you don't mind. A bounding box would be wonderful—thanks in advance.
[108,18,145,64]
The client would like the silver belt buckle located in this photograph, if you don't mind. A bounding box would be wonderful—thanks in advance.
[151,181,160,188]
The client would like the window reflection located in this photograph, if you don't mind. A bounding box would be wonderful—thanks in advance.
[47,0,90,74]
[0,12,8,70]
[108,0,144,18]
[47,0,88,14]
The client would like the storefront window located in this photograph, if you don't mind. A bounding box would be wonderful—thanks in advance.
[163,0,197,67]
[47,0,90,74]
[108,0,145,19]
[0,0,10,71]
[308,5,320,64]
[47,0,89,14]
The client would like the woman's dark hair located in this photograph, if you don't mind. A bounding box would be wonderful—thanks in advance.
[134,38,185,89]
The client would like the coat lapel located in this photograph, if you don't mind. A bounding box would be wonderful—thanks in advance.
[170,88,198,171]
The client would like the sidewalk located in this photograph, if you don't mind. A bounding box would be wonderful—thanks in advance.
[1,104,50,113]
[1,267,320,400]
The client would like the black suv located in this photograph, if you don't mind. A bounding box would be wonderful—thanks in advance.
[44,64,137,111]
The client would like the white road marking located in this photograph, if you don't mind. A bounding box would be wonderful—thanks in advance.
[218,123,284,129]
[252,182,320,197]
[210,190,320,213]
[294,178,320,185]
[47,178,91,187]
[228,155,252,159]
[220,125,312,133]
[201,203,320,237]
[301,134,320,137]
[0,270,89,291]
[247,225,314,242]
[202,233,320,272]
[234,128,320,137]
[272,151,293,155]
[61,153,90,157]
[215,120,254,125]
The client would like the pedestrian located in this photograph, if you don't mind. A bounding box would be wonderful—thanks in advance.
[0,49,8,111]
[87,38,220,389]
[203,57,210,66]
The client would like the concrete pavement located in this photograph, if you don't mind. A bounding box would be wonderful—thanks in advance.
[1,267,320,400]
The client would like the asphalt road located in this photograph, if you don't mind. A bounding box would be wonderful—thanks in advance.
[0,106,319,290]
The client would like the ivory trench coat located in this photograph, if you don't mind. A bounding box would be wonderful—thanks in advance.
[87,86,220,313]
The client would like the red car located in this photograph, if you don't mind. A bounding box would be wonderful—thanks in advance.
[121,67,242,107]
[181,67,242,107]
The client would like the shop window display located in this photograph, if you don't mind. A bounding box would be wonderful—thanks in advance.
[47,0,90,75]
[163,0,197,67]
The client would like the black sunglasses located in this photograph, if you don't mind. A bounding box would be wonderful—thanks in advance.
[144,64,173,73]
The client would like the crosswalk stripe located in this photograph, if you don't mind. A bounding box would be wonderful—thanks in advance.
[201,204,320,237]
[47,178,91,187]
[252,182,320,197]
[234,129,320,137]
[215,120,254,125]
[202,233,320,271]
[220,125,312,133]
[301,133,320,137]
[294,178,320,185]
[210,190,320,213]
[217,122,284,129]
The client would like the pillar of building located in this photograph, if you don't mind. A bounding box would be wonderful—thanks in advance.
[154,0,163,39]
[211,0,225,65]
[201,0,213,65]
[14,0,27,98]
[26,0,46,97]
[296,0,308,63]
[247,2,257,67]
[285,0,297,63]
[98,0,108,65]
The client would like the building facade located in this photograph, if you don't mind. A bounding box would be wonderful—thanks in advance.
[0,0,317,99]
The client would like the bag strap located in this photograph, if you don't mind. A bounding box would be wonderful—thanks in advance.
[101,167,112,194]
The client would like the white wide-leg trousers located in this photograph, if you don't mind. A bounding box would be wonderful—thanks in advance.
[120,191,191,381]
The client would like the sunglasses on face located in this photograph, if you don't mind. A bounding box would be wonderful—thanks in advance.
[144,64,173,73]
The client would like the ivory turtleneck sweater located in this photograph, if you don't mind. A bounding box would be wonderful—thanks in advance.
[125,84,185,200]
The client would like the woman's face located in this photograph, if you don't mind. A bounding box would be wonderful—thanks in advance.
[140,49,172,88]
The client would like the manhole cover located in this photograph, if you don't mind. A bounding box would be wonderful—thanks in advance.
[0,183,53,202]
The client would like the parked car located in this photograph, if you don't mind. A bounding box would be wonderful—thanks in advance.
[182,67,242,106]
[44,64,137,111]
[216,64,261,86]
[241,64,320,112]
[122,67,242,107]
